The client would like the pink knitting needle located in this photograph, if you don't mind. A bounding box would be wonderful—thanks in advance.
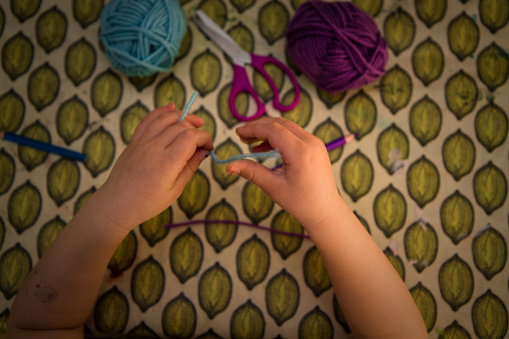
[271,133,356,170]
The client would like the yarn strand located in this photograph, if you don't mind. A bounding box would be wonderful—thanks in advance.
[165,219,310,239]
[180,92,281,164]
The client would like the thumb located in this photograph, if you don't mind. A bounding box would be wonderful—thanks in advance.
[173,150,209,194]
[226,159,280,193]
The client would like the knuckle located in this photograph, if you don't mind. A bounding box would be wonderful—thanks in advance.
[272,117,286,124]
[270,121,287,134]
[159,111,180,123]
[244,168,256,183]
[179,128,197,141]
[299,148,315,162]
[301,138,325,161]
[311,136,326,148]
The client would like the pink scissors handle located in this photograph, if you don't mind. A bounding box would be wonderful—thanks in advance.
[229,64,266,121]
[250,54,300,112]
[229,54,301,121]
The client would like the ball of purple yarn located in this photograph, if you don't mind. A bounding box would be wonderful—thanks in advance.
[286,0,388,93]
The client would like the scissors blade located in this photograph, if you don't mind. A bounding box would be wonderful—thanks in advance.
[192,10,251,65]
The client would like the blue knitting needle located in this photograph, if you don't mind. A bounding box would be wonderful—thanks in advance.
[1,131,87,162]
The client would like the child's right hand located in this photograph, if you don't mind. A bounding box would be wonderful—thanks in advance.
[226,117,343,232]
[93,103,214,232]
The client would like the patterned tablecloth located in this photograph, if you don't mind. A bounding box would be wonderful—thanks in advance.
[1,0,508,338]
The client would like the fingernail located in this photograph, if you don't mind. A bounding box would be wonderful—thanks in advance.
[227,165,239,175]
[201,150,210,160]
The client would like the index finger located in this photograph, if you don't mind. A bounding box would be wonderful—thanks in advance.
[131,104,175,140]
[234,119,305,165]
[132,108,203,142]
[236,117,313,144]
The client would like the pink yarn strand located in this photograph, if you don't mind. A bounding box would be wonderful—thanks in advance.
[165,220,310,239]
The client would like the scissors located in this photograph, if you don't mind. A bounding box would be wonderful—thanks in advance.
[192,10,300,121]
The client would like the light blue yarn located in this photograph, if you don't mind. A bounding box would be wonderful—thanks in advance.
[209,149,281,165]
[181,93,281,164]
[99,0,187,77]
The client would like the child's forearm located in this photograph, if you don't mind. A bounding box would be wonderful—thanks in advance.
[306,197,428,339]
[7,108,212,339]
[7,188,131,337]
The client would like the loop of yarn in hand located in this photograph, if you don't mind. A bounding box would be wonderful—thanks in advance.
[99,0,187,76]
[286,0,388,93]
[181,93,281,164]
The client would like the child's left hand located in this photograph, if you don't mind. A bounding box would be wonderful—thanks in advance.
[93,103,214,231]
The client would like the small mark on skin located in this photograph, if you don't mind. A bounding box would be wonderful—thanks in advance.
[24,269,58,303]
[34,284,58,303]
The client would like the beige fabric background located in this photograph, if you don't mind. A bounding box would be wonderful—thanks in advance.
[0,0,508,338]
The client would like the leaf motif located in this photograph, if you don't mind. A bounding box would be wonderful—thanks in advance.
[472,290,509,338]
[380,65,412,114]
[303,246,331,297]
[404,221,438,273]
[236,235,270,290]
[374,185,407,238]
[410,282,437,332]
[131,256,165,312]
[170,229,203,283]
[94,287,129,335]
[198,262,232,319]
[439,254,474,311]
[298,307,333,339]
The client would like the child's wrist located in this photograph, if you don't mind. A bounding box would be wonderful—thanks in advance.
[300,195,348,237]
[83,186,137,236]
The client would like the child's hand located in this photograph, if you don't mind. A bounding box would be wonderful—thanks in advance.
[93,104,214,231]
[226,117,341,231]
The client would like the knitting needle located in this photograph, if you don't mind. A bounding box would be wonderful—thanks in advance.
[271,133,356,170]
[1,131,87,162]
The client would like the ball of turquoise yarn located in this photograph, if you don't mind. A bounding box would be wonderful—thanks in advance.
[99,0,187,77]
